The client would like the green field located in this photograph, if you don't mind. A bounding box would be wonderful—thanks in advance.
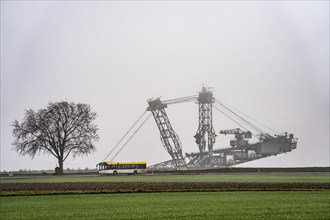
[1,191,329,219]
[1,172,330,184]
[1,173,329,219]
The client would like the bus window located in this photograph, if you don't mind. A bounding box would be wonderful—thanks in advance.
[137,164,146,169]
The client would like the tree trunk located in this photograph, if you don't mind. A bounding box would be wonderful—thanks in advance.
[58,157,64,175]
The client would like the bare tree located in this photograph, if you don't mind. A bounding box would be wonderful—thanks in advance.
[12,101,99,174]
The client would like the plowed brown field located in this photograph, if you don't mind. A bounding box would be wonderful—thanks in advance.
[1,182,329,195]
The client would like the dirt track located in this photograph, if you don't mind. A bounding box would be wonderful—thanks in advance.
[1,182,329,194]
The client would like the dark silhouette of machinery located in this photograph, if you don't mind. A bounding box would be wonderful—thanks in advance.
[104,86,297,170]
[147,86,297,170]
[147,98,186,167]
[194,87,216,153]
[220,128,252,147]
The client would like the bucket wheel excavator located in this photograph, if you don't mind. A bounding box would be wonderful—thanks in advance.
[102,86,297,170]
[147,86,297,170]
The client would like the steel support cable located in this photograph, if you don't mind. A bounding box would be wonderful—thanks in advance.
[215,99,280,135]
[213,105,250,132]
[214,105,259,139]
[163,95,198,105]
[110,113,152,161]
[164,98,197,105]
[214,100,266,135]
[102,110,148,161]
[163,95,198,103]
[214,103,254,132]
[165,98,197,105]
[213,106,259,138]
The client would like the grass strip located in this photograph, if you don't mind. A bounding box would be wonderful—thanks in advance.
[1,191,329,219]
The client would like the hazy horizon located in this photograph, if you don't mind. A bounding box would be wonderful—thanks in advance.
[1,1,329,171]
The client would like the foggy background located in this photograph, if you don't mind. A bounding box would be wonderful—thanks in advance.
[1,1,329,171]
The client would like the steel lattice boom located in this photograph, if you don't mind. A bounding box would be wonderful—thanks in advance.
[147,98,186,168]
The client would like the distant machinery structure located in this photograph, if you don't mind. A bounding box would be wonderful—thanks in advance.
[194,87,216,153]
[147,86,297,170]
[104,86,297,170]
[147,98,186,168]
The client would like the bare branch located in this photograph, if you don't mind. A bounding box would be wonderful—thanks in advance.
[12,101,99,174]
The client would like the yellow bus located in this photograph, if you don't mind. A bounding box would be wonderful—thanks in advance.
[97,161,147,175]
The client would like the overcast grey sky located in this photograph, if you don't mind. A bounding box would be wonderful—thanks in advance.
[1,1,329,171]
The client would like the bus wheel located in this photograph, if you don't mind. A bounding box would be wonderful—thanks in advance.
[133,170,138,175]
[113,171,117,176]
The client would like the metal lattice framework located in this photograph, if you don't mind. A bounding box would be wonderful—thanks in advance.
[102,86,297,171]
[146,86,297,170]
[194,87,216,153]
[147,98,186,167]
